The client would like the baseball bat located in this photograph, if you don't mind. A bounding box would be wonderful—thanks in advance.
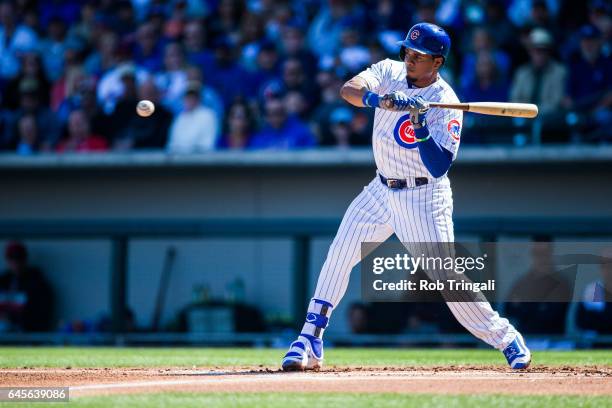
[151,246,176,332]
[428,102,538,118]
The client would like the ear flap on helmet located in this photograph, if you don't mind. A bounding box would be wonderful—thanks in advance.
[399,46,405,61]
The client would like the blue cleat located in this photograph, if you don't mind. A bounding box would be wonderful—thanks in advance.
[503,333,531,369]
[281,334,323,372]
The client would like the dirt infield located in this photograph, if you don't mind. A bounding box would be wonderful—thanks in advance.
[1,365,611,397]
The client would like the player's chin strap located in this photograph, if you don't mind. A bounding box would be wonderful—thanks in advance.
[300,298,334,339]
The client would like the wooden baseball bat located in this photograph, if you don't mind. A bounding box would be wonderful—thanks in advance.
[428,102,538,118]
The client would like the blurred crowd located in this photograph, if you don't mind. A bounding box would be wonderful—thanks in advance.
[0,0,610,154]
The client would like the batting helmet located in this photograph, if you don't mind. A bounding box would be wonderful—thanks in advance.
[397,23,450,62]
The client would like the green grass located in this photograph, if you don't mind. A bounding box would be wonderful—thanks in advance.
[0,393,609,408]
[0,348,609,407]
[0,347,610,368]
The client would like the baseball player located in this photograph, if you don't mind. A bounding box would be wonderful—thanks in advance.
[282,23,531,371]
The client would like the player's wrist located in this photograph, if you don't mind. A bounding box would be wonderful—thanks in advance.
[414,125,430,142]
[362,91,380,108]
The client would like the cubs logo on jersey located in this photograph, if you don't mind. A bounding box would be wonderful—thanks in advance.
[448,119,461,141]
[393,114,418,149]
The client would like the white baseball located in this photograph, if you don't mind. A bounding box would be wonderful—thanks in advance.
[136,100,155,117]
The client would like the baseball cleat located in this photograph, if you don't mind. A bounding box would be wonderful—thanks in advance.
[281,334,323,372]
[503,333,531,369]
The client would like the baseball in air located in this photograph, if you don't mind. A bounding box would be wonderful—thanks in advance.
[136,100,155,117]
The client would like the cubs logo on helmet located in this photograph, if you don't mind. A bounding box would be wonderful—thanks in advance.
[397,22,451,61]
[393,114,418,149]
[447,119,461,141]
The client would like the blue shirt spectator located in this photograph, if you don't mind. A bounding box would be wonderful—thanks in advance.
[460,28,512,91]
[132,22,164,73]
[0,2,39,79]
[204,38,255,107]
[567,25,612,111]
[250,98,316,149]
[461,51,509,102]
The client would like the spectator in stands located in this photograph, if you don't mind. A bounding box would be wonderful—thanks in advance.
[207,0,244,41]
[251,40,282,100]
[280,58,318,115]
[183,20,213,68]
[167,82,219,153]
[56,75,109,139]
[508,0,560,29]
[505,240,570,335]
[510,28,568,142]
[0,0,39,80]
[96,63,149,114]
[587,1,611,51]
[284,90,310,120]
[107,68,140,149]
[461,51,512,143]
[84,30,118,78]
[39,17,69,82]
[238,13,267,71]
[56,109,108,152]
[249,97,315,149]
[460,27,511,91]
[511,28,566,114]
[217,100,256,149]
[313,68,372,145]
[461,51,509,102]
[279,22,318,78]
[66,1,97,48]
[527,0,560,40]
[0,241,54,332]
[481,0,516,54]
[133,21,163,73]
[113,0,137,39]
[184,65,224,122]
[205,37,253,107]
[326,106,355,148]
[565,25,612,142]
[3,52,51,111]
[307,0,364,58]
[155,42,189,114]
[367,0,412,32]
[15,114,38,155]
[51,66,86,115]
[13,78,61,150]
[338,23,371,75]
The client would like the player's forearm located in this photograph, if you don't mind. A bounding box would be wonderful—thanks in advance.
[414,127,453,178]
[340,78,371,107]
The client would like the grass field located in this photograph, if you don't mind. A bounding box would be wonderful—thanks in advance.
[2,347,612,368]
[0,347,610,407]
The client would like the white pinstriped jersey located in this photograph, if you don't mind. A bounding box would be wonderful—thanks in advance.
[357,58,463,180]
[299,60,519,355]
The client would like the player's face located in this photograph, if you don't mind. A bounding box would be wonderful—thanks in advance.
[404,49,442,82]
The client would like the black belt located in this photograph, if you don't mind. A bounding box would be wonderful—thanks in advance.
[379,174,428,189]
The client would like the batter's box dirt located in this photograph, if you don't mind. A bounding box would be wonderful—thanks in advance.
[1,366,610,397]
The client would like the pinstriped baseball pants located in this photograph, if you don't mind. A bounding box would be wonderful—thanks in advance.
[313,175,518,350]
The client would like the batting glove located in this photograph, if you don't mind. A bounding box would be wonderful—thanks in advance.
[409,97,429,128]
[386,92,430,112]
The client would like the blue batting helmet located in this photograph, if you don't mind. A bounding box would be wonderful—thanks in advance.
[397,22,451,62]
